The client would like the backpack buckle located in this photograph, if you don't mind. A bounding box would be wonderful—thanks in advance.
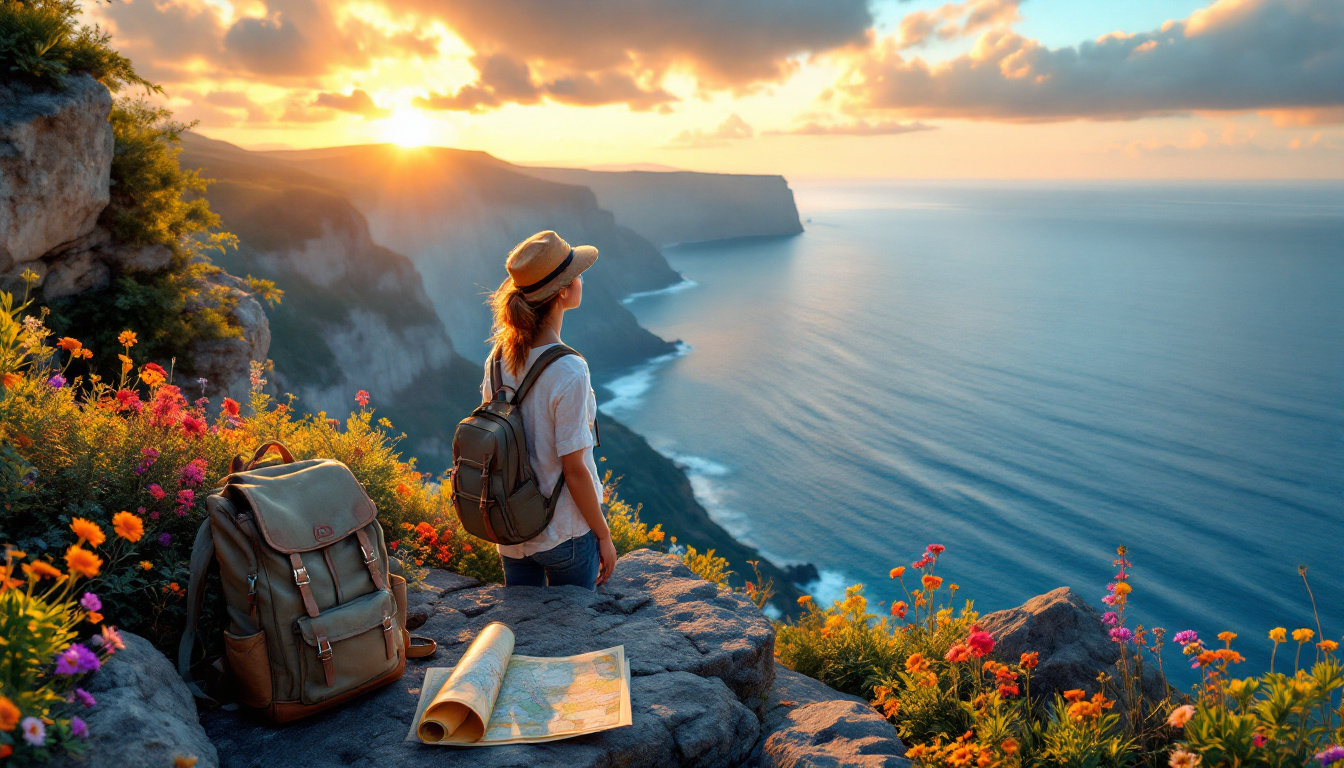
[381,614,394,631]
[317,637,332,658]
[293,566,311,587]
[360,545,378,566]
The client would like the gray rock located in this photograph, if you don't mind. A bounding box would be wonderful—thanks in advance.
[202,550,774,767]
[979,587,1165,700]
[186,271,271,401]
[0,75,113,273]
[52,632,218,768]
[751,664,909,768]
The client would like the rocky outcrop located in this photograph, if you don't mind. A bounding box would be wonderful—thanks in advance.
[980,587,1165,700]
[0,75,112,274]
[518,167,805,247]
[203,551,780,767]
[52,631,218,768]
[187,270,272,401]
[751,664,910,768]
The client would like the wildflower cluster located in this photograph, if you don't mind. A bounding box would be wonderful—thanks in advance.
[0,519,131,760]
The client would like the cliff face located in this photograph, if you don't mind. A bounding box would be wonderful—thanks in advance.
[517,167,804,246]
[254,145,680,373]
[179,134,480,466]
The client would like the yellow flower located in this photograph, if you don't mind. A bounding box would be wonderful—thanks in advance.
[1217,631,1237,644]
[139,560,154,571]
[112,511,144,543]
[1319,640,1339,653]
[70,518,106,547]
[64,545,102,579]
[118,330,137,348]
[1269,627,1287,643]
[1292,628,1315,643]
[0,695,18,731]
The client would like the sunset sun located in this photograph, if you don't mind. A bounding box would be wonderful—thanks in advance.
[382,107,434,147]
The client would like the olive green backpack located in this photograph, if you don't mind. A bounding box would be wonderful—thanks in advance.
[178,442,428,723]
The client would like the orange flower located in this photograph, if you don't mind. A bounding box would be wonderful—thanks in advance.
[118,330,137,348]
[796,595,812,606]
[395,482,412,498]
[945,644,972,663]
[22,561,63,582]
[173,757,198,768]
[1167,704,1196,728]
[889,566,905,579]
[86,611,103,624]
[0,695,18,731]
[1063,689,1086,703]
[906,745,927,760]
[917,671,938,688]
[1319,640,1339,653]
[70,518,105,547]
[1001,738,1019,756]
[139,560,154,571]
[921,574,943,591]
[1020,651,1039,670]
[891,600,908,619]
[57,337,83,353]
[119,354,134,375]
[1,372,19,389]
[1217,631,1237,644]
[64,545,102,579]
[112,511,144,543]
[905,653,928,674]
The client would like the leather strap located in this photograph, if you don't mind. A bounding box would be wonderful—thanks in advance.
[289,553,320,618]
[382,615,396,660]
[316,634,335,687]
[478,460,498,542]
[488,347,512,403]
[354,528,387,592]
[245,441,295,470]
[178,518,219,706]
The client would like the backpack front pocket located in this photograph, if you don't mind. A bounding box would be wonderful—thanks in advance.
[294,589,400,705]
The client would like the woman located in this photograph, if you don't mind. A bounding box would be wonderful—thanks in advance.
[481,230,618,589]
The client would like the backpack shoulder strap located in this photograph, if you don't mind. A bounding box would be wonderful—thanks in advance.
[514,345,580,405]
[487,346,507,404]
[178,516,219,706]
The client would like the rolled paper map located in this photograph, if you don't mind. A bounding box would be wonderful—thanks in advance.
[416,622,515,743]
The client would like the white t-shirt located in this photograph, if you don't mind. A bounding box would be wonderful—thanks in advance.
[480,343,601,558]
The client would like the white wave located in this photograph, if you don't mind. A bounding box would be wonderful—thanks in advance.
[802,569,850,608]
[621,277,698,305]
[597,342,691,415]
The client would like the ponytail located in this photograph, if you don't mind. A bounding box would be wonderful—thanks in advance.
[489,277,559,377]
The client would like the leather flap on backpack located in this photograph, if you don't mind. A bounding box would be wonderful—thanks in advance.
[230,459,377,554]
[295,589,396,647]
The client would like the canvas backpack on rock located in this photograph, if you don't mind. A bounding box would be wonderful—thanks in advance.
[450,344,596,545]
[178,441,424,724]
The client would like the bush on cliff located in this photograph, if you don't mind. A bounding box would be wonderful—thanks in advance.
[0,0,155,92]
[774,544,1343,767]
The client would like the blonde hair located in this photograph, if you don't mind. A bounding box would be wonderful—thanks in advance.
[489,276,561,378]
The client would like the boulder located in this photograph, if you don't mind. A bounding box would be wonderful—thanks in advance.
[0,75,113,273]
[51,631,218,768]
[750,664,910,768]
[186,271,272,401]
[202,550,775,767]
[979,587,1164,700]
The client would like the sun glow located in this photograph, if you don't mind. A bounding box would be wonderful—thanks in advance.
[381,107,435,147]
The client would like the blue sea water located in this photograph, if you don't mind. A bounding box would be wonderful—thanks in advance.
[600,181,1344,681]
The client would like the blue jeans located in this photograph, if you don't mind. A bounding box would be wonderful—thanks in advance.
[500,531,600,590]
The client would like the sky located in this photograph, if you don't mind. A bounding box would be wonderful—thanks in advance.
[85,0,1344,179]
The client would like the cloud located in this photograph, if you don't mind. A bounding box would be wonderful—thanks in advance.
[839,0,1344,121]
[413,53,674,112]
[892,0,1023,50]
[765,118,937,136]
[390,0,870,109]
[99,0,438,83]
[666,114,755,148]
[313,89,392,118]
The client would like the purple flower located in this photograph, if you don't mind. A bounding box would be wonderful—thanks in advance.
[1109,627,1134,643]
[53,644,99,675]
[80,592,101,612]
[177,459,207,487]
[176,488,194,515]
[1173,630,1199,646]
[1316,746,1344,766]
[159,532,172,547]
[1102,612,1118,626]
[47,374,66,388]
[69,688,96,708]
[70,716,88,739]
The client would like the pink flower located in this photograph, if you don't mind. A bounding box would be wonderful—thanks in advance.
[177,459,208,487]
[1167,704,1196,729]
[176,489,195,515]
[147,484,165,500]
[1102,612,1118,625]
[355,389,370,407]
[967,630,995,658]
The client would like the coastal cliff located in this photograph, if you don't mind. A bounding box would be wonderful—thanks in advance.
[517,167,805,246]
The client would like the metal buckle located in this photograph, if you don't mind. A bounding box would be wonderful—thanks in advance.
[382,614,394,631]
[293,566,310,587]
[317,637,332,658]
[361,546,378,566]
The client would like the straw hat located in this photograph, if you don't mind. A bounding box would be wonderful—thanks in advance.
[506,231,598,303]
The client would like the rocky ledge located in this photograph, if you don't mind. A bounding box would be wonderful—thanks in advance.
[203,550,907,768]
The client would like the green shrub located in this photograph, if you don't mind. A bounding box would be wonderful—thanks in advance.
[0,0,156,92]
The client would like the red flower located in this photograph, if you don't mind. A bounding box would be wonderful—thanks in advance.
[115,389,142,412]
[998,683,1020,698]
[968,631,995,658]
[355,390,370,407]
[180,414,207,438]
[1020,652,1039,670]
[926,544,946,555]
[221,398,240,417]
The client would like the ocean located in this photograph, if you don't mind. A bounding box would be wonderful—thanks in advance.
[598,180,1344,682]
